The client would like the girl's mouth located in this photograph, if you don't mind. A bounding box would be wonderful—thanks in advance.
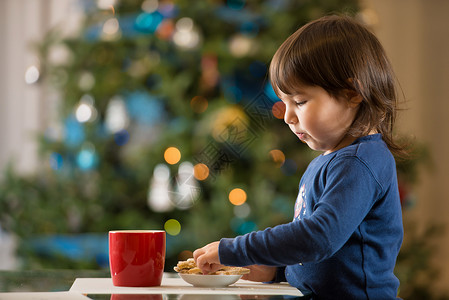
[296,132,307,141]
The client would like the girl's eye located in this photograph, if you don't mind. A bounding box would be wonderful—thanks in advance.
[295,100,307,106]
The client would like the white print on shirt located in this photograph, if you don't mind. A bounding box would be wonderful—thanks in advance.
[294,184,306,220]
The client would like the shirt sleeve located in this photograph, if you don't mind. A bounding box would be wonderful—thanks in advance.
[219,156,383,267]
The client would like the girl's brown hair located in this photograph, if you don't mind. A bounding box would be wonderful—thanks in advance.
[269,15,405,158]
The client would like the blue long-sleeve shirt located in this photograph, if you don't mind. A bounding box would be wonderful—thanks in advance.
[219,134,403,299]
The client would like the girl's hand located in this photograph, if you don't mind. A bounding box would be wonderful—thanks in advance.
[193,241,224,274]
[193,242,277,282]
[241,265,277,282]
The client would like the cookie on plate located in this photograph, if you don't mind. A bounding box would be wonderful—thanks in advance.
[174,258,250,275]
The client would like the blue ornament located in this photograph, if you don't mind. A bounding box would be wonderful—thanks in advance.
[125,91,165,126]
[76,147,98,171]
[230,217,244,233]
[114,129,130,146]
[264,82,281,102]
[230,218,258,235]
[134,11,164,34]
[64,115,85,147]
[158,3,178,18]
[238,221,257,235]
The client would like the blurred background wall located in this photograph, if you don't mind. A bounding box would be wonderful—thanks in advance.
[0,0,448,296]
[0,0,82,174]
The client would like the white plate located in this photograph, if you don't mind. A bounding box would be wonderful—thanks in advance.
[179,273,243,287]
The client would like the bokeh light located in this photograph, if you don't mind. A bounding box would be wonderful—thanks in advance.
[102,17,121,40]
[141,0,158,13]
[230,217,258,235]
[148,164,173,213]
[174,162,199,210]
[76,103,93,123]
[212,106,247,142]
[76,144,98,171]
[78,72,95,91]
[64,115,85,147]
[176,17,193,32]
[75,94,97,123]
[156,19,175,40]
[229,34,254,57]
[103,18,119,35]
[157,2,176,18]
[229,188,247,206]
[97,0,116,10]
[269,149,285,167]
[105,96,129,133]
[173,17,200,49]
[190,96,208,113]
[154,163,170,181]
[272,101,286,119]
[178,161,194,177]
[238,220,257,234]
[164,147,181,165]
[126,91,165,126]
[234,202,251,218]
[264,82,281,102]
[164,219,181,236]
[25,65,40,84]
[193,163,209,181]
[48,44,71,66]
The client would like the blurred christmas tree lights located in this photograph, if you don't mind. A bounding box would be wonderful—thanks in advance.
[2,0,362,271]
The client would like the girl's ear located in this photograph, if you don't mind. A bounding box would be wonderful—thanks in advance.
[344,89,363,108]
[345,78,363,108]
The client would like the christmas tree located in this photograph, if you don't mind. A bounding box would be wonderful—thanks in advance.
[2,0,364,270]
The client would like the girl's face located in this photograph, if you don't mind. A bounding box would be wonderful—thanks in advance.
[279,85,361,155]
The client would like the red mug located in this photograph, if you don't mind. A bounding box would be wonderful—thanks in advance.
[109,230,166,287]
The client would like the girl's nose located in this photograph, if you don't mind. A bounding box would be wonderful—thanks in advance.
[284,106,298,125]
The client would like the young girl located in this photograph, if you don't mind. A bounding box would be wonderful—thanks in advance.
[193,15,404,299]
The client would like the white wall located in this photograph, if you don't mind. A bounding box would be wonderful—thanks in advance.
[0,0,81,176]
[0,0,42,175]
